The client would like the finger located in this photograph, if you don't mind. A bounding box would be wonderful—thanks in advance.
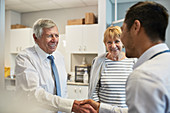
[79,104,95,113]
[80,99,89,105]
[87,104,97,113]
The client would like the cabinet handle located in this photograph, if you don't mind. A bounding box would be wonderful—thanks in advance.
[74,88,77,93]
[79,46,81,51]
[83,46,86,51]
[79,88,81,93]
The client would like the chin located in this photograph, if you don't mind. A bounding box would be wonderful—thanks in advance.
[48,49,56,54]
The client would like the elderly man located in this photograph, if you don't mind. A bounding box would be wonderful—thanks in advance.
[15,18,96,113]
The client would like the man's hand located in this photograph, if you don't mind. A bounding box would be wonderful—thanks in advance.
[80,99,100,113]
[72,100,97,113]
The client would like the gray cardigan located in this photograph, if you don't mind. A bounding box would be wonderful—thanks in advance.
[88,53,107,99]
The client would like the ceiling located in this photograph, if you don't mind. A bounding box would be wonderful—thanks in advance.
[5,0,98,13]
[5,0,156,13]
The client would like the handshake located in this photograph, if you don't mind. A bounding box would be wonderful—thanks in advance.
[72,99,100,113]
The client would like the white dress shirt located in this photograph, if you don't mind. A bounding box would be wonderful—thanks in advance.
[99,43,170,113]
[15,44,74,113]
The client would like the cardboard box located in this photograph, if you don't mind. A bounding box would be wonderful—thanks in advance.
[11,24,27,29]
[85,13,95,24]
[67,18,85,25]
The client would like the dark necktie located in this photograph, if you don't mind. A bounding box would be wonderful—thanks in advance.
[47,55,61,96]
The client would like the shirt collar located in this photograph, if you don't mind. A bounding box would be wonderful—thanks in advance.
[133,43,169,69]
[34,44,54,61]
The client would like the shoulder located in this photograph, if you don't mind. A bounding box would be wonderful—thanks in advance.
[92,53,106,65]
[124,57,138,64]
[95,53,107,61]
[15,46,37,68]
[16,46,36,59]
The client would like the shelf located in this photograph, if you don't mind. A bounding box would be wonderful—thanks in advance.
[70,54,97,72]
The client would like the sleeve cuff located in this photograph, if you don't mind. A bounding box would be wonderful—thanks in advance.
[99,103,113,113]
[58,98,74,113]
[99,103,128,113]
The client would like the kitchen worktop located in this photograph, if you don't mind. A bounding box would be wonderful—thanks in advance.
[67,82,89,86]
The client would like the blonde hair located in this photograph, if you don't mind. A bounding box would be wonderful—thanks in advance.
[103,26,122,43]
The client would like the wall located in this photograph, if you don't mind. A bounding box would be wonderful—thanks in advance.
[157,0,170,48]
[21,6,98,34]
[0,0,5,90]
[98,0,107,55]
[107,0,170,48]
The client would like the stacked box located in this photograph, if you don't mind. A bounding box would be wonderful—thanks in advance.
[67,18,85,25]
[11,24,27,29]
[85,13,95,24]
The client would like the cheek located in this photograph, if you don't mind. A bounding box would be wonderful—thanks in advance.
[118,43,123,48]
[45,39,52,44]
[106,45,110,51]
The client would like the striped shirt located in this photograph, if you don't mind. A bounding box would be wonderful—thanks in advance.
[92,58,136,108]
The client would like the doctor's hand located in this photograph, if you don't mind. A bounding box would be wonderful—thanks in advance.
[72,100,97,113]
[80,99,100,113]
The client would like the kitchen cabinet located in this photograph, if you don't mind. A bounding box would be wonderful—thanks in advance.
[67,83,88,100]
[65,24,99,73]
[9,28,34,76]
[66,24,98,53]
[10,28,34,54]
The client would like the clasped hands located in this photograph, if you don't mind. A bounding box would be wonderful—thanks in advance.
[72,99,100,113]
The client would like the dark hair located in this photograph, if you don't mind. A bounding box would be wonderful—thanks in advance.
[124,1,169,42]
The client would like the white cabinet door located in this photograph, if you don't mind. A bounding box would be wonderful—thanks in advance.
[76,85,88,100]
[10,28,34,54]
[66,25,83,53]
[67,85,88,100]
[83,24,98,53]
[66,24,98,53]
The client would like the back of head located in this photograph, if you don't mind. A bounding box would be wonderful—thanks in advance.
[103,26,122,43]
[124,1,169,42]
[33,18,57,38]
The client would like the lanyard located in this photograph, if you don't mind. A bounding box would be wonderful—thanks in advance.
[149,50,170,60]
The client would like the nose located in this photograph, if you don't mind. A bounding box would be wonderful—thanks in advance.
[111,42,116,48]
[50,35,58,43]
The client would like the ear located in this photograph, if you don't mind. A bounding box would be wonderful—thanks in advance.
[132,20,141,35]
[33,34,37,42]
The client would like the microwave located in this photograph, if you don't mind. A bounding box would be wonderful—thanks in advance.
[75,65,91,83]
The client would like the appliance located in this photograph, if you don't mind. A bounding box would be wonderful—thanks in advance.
[75,65,91,83]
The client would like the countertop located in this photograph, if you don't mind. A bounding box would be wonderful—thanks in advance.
[5,78,89,86]
[67,82,89,86]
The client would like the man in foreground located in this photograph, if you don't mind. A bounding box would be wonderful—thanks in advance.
[82,1,170,113]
